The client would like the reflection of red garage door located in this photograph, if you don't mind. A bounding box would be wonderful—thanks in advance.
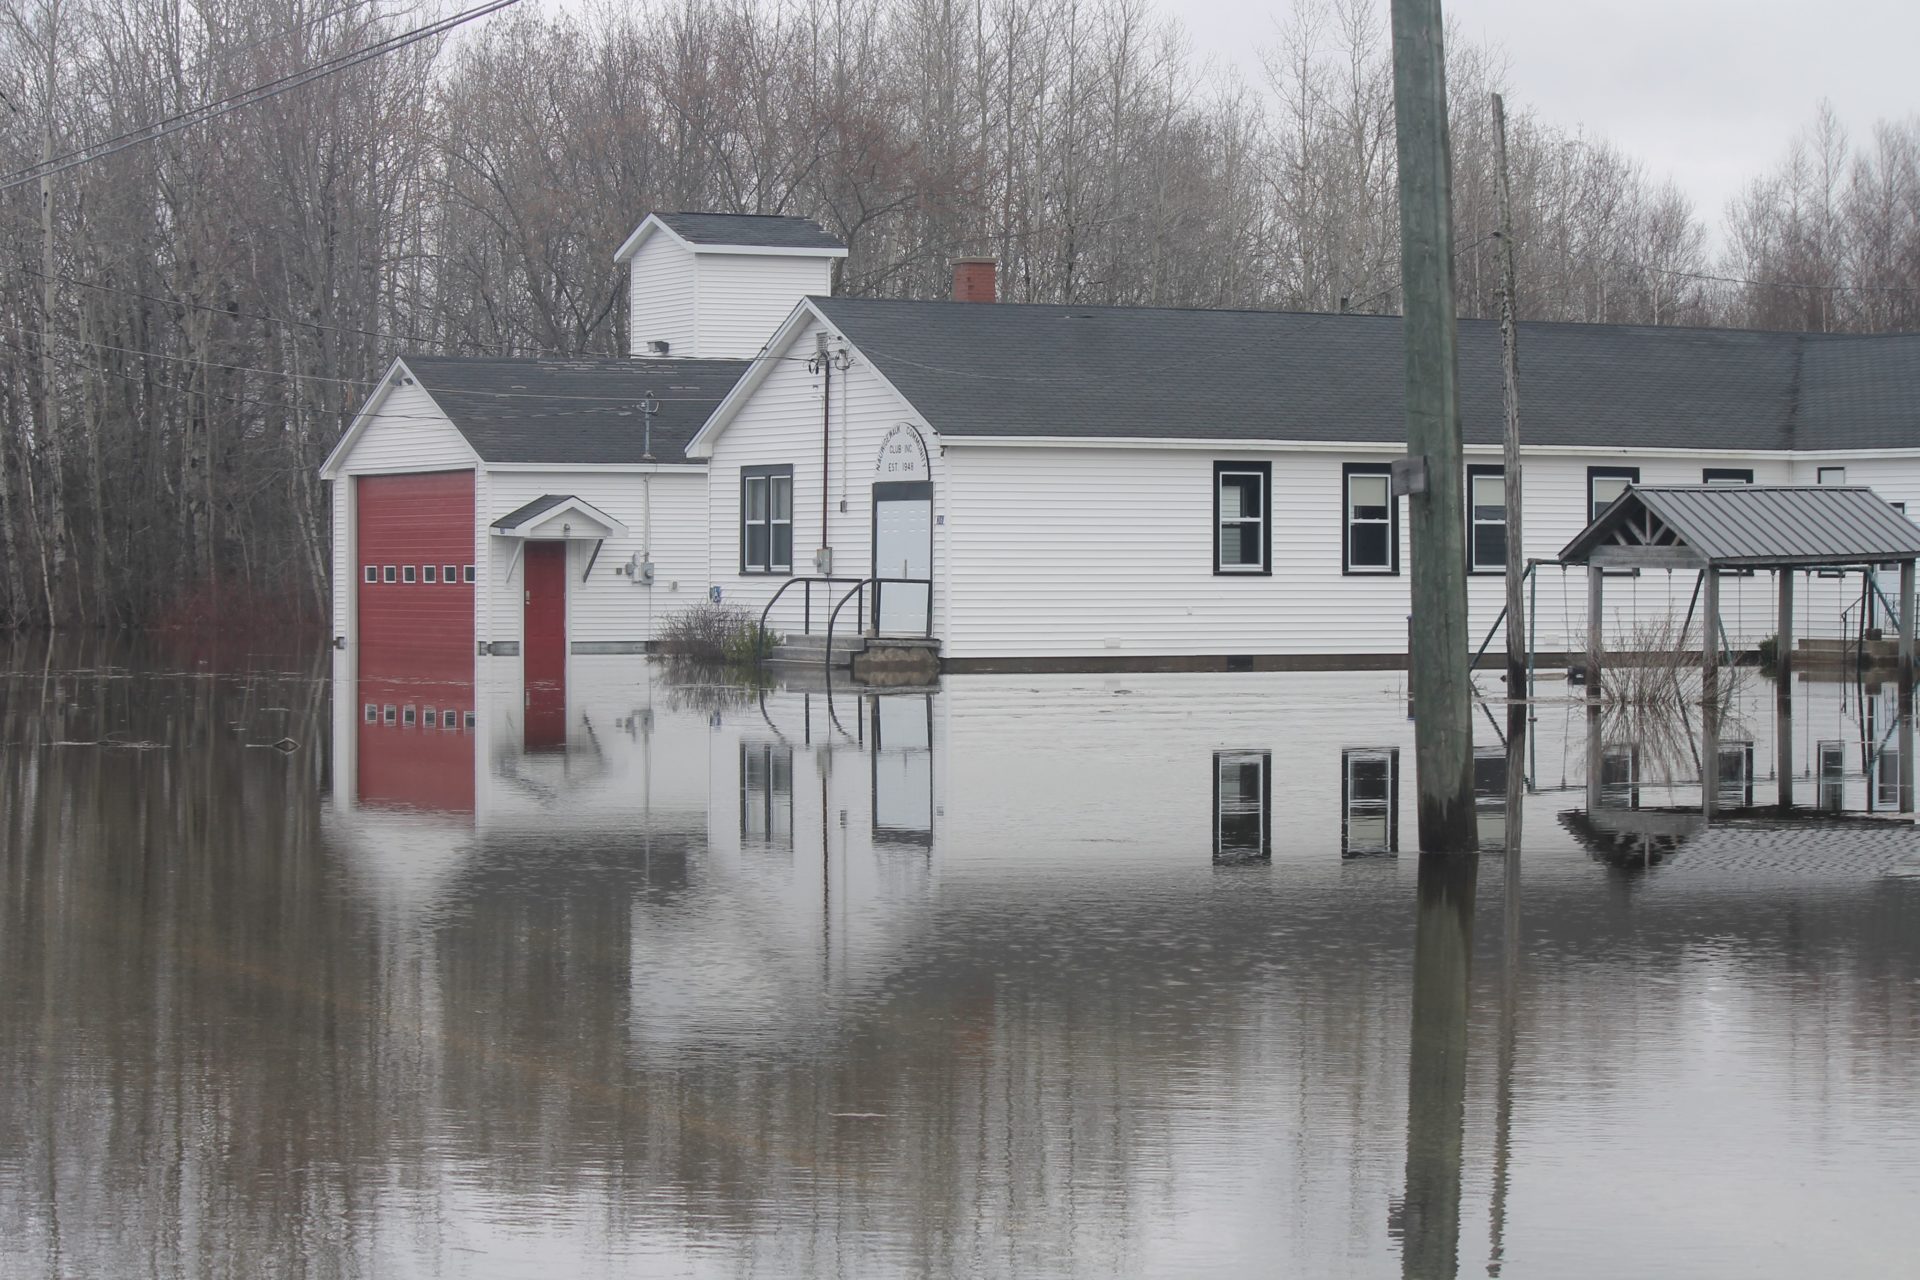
[356,471,474,660]
[355,669,476,815]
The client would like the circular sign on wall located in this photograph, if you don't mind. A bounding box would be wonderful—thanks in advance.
[875,423,930,480]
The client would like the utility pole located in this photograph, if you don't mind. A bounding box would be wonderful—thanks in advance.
[1390,0,1477,852]
[1492,93,1527,697]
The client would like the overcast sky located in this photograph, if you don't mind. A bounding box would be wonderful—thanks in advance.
[1175,0,1920,225]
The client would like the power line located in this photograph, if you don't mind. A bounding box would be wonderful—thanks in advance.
[0,0,523,195]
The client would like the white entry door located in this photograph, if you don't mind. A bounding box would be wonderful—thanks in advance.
[873,482,932,636]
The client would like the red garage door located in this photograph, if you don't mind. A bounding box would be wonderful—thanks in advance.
[356,471,475,663]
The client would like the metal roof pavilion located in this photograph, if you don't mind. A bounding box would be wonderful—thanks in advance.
[1559,485,1920,570]
[1557,485,1919,822]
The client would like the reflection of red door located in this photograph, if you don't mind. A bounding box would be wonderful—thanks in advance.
[523,540,567,750]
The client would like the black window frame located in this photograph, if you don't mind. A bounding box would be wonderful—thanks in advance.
[1213,461,1272,576]
[1213,750,1272,863]
[1817,466,1848,486]
[1588,466,1641,577]
[1342,462,1399,576]
[1341,747,1400,856]
[739,741,795,846]
[740,465,795,576]
[1466,463,1508,575]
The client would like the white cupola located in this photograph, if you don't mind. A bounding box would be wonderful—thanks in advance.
[613,211,847,360]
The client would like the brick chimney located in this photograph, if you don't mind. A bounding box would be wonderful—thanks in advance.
[952,257,997,303]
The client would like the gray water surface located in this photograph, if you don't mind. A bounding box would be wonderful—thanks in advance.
[2,639,1917,1278]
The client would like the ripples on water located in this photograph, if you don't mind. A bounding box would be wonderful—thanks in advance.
[1,637,1917,1278]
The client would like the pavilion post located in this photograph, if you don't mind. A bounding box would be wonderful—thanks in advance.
[1701,569,1720,818]
[1775,569,1794,696]
[1902,703,1916,814]
[1900,559,1916,697]
[1585,567,1603,698]
[1701,569,1720,699]
[1775,697,1794,812]
[1776,569,1795,810]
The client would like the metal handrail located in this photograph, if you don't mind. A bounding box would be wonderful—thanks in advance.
[824,576,934,673]
[755,575,871,661]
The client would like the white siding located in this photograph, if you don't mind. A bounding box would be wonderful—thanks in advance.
[628,233,696,357]
[692,254,833,359]
[938,445,1920,661]
[334,380,475,474]
[329,476,354,642]
[482,468,709,650]
[704,329,949,639]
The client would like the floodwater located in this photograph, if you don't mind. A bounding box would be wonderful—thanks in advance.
[2,639,1919,1279]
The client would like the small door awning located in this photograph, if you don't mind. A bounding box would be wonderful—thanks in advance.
[1559,484,1920,571]
[489,494,627,540]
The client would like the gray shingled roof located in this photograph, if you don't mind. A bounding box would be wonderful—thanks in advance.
[656,212,844,250]
[1560,485,1920,568]
[402,356,748,465]
[491,494,572,529]
[809,297,1920,452]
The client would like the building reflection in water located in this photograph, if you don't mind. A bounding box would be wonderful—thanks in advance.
[1342,747,1400,856]
[15,656,1920,1277]
[352,642,476,815]
[1213,750,1271,864]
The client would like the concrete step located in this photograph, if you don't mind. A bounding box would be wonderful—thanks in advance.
[766,634,867,667]
[1799,636,1899,660]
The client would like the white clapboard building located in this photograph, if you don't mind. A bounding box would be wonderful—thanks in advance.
[324,209,1920,672]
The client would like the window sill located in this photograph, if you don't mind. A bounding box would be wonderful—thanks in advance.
[1342,567,1400,577]
[1213,567,1272,577]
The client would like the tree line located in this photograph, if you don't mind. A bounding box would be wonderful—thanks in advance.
[2,0,1917,630]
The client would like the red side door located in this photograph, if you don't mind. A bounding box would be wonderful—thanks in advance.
[523,540,567,748]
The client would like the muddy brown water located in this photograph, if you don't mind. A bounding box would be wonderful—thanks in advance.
[2,637,1917,1278]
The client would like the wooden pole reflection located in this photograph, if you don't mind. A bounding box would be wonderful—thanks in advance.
[1400,845,1479,1280]
[1487,703,1525,1274]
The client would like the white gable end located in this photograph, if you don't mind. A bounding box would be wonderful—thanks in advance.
[627,231,697,357]
[323,364,477,477]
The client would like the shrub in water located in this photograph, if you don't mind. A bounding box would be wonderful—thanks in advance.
[656,602,776,664]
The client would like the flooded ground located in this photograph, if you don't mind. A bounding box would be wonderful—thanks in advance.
[2,638,1918,1278]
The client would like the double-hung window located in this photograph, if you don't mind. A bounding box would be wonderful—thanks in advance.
[1214,462,1270,575]
[1213,750,1271,863]
[1588,466,1639,522]
[1467,465,1507,573]
[1341,747,1399,855]
[1343,463,1397,574]
[1588,466,1640,574]
[741,466,794,574]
